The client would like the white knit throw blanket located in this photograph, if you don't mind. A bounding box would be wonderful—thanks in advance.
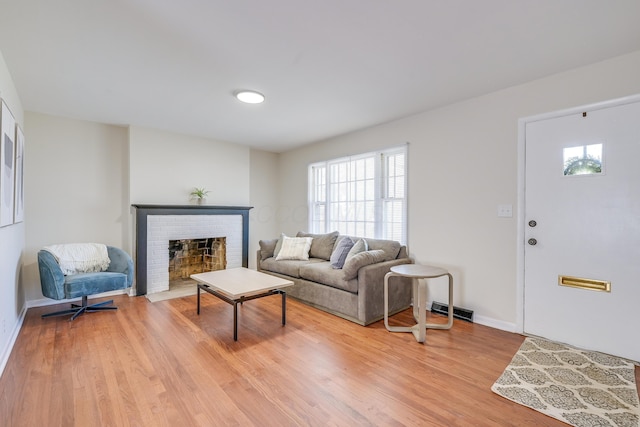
[43,243,111,275]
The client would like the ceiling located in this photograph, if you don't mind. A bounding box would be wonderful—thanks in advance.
[1,1,639,152]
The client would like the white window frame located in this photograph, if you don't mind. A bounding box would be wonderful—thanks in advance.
[308,145,407,244]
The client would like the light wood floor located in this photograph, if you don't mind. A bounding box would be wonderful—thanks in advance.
[1,294,637,426]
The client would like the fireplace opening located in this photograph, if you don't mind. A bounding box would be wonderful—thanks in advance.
[168,237,226,291]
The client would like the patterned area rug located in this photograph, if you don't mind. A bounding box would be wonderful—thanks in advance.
[492,337,640,427]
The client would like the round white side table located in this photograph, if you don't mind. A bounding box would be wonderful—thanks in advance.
[384,264,454,343]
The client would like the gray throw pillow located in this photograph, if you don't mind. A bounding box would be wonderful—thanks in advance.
[345,238,368,262]
[296,231,339,260]
[342,249,386,280]
[329,237,354,269]
[258,239,278,260]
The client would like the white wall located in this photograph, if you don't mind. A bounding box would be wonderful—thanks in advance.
[129,126,250,206]
[22,112,130,303]
[127,131,283,271]
[278,50,640,330]
[0,51,25,373]
[19,123,259,301]
[248,149,281,269]
[128,126,256,277]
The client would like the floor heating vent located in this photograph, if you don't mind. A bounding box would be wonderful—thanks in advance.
[430,301,474,322]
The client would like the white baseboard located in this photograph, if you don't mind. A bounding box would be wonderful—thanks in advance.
[0,304,27,378]
[472,314,518,333]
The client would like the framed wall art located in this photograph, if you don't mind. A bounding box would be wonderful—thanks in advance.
[0,99,16,227]
[14,124,24,223]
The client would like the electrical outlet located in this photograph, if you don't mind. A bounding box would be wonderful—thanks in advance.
[497,204,513,218]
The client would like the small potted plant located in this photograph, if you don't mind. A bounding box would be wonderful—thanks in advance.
[190,187,210,205]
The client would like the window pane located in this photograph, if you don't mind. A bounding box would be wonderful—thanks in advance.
[387,176,395,198]
[383,200,403,241]
[355,201,365,221]
[563,143,603,176]
[354,181,363,201]
[366,180,374,200]
[355,160,365,180]
[365,222,375,237]
[338,182,347,201]
[365,158,374,179]
[365,202,375,221]
[308,147,406,244]
[395,178,404,197]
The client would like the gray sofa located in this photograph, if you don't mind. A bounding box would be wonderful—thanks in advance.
[257,231,413,325]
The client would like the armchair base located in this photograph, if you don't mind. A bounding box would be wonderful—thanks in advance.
[42,296,117,321]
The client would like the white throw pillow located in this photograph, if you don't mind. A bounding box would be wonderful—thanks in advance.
[275,236,313,261]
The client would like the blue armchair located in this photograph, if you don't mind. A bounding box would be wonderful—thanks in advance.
[38,245,134,320]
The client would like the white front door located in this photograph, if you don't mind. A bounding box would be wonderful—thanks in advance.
[523,98,640,362]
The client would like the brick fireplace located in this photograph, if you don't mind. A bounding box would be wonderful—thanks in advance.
[132,205,252,296]
[168,237,227,280]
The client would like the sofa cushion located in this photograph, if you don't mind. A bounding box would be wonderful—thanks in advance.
[258,239,278,261]
[296,231,339,260]
[260,257,324,278]
[329,236,354,269]
[276,236,313,260]
[345,236,401,261]
[342,249,386,280]
[274,233,286,258]
[64,272,129,299]
[299,261,359,293]
[345,238,368,262]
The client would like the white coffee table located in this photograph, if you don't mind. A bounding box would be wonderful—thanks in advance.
[191,267,293,341]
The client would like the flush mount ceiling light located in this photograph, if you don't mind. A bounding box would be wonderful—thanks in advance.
[234,90,265,104]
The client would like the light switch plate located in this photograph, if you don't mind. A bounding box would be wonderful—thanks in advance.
[497,204,513,218]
